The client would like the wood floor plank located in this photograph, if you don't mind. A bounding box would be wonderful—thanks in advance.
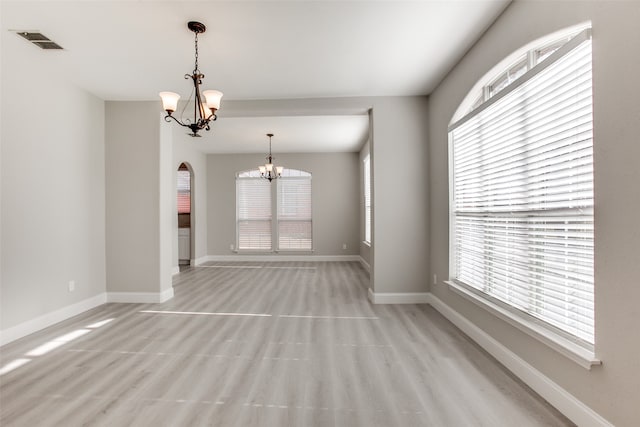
[0,261,573,426]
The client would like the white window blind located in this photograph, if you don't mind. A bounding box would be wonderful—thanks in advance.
[449,30,594,345]
[177,170,191,214]
[237,177,272,250]
[363,155,371,243]
[278,174,312,250]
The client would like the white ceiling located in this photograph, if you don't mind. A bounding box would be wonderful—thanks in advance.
[174,115,370,154]
[1,0,511,152]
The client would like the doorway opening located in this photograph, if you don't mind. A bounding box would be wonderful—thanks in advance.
[177,163,193,266]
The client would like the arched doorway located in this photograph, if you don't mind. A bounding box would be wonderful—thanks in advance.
[177,162,193,266]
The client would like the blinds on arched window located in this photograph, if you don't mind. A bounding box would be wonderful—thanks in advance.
[449,29,594,346]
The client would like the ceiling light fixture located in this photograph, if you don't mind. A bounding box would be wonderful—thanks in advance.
[259,133,284,182]
[159,21,223,137]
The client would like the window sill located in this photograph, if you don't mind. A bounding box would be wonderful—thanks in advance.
[233,250,315,254]
[444,280,601,370]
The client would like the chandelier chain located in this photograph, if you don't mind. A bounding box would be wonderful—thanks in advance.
[194,32,199,73]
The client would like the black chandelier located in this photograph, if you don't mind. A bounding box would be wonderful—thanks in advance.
[259,133,284,182]
[159,21,223,137]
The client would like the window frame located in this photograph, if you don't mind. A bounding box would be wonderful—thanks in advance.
[276,171,313,252]
[460,27,587,118]
[447,28,600,369]
[235,168,313,253]
[235,173,273,252]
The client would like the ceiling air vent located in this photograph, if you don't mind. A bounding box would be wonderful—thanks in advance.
[15,31,63,50]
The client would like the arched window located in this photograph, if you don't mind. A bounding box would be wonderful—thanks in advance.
[177,163,191,215]
[448,27,594,347]
[236,168,312,251]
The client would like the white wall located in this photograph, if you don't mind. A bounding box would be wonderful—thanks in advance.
[370,97,429,293]
[1,30,105,331]
[105,102,167,295]
[206,152,360,257]
[428,1,640,425]
[172,131,208,266]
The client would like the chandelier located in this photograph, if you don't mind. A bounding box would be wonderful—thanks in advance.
[259,133,284,181]
[159,21,223,137]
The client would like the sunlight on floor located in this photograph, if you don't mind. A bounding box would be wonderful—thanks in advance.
[0,358,31,376]
[139,310,378,320]
[0,317,115,377]
[139,310,272,317]
[279,315,378,320]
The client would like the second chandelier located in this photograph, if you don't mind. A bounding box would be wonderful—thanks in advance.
[259,133,284,182]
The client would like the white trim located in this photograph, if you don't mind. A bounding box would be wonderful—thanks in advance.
[171,266,180,276]
[426,293,613,427]
[107,287,174,304]
[192,256,210,266]
[0,293,107,347]
[367,288,430,304]
[359,256,370,273]
[445,280,600,369]
[200,255,361,263]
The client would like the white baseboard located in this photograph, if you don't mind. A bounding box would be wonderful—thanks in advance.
[368,288,430,304]
[426,293,613,427]
[107,287,174,304]
[359,256,371,273]
[171,266,180,276]
[192,256,210,266]
[0,293,107,347]
[0,287,176,347]
[201,255,361,263]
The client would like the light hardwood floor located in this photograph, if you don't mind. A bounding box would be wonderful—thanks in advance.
[0,262,573,426]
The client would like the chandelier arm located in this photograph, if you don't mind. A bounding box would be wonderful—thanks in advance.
[164,113,189,127]
[164,113,208,138]
[191,74,201,122]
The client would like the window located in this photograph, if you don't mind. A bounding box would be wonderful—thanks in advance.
[236,174,272,250]
[236,168,312,251]
[465,31,581,116]
[278,170,312,250]
[177,167,191,214]
[449,29,594,346]
[363,154,371,244]
[488,58,528,98]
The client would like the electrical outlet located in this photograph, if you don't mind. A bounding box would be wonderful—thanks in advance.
[433,274,437,285]
[230,243,234,251]
[342,243,347,250]
[68,280,75,292]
